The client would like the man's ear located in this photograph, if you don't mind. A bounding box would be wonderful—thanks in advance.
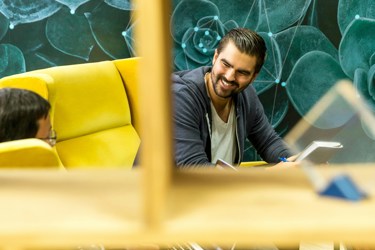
[212,49,218,65]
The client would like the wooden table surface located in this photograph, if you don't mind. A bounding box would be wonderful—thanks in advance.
[0,165,373,249]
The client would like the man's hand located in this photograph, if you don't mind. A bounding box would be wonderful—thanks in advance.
[265,155,300,170]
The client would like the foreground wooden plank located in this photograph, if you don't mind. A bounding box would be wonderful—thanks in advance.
[0,166,373,249]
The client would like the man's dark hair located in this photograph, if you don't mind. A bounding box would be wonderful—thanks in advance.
[0,88,51,142]
[217,28,267,74]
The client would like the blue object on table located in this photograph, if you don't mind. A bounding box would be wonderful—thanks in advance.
[319,174,367,201]
[279,157,289,162]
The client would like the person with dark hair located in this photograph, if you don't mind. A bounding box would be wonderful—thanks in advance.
[0,88,56,146]
[172,27,293,167]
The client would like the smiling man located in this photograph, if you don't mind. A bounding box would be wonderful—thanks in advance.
[172,28,292,167]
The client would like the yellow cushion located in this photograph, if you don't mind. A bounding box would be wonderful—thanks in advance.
[37,61,132,141]
[40,61,140,168]
[0,73,51,100]
[0,139,59,168]
[56,126,140,167]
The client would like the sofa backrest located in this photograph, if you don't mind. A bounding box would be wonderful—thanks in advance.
[0,58,141,168]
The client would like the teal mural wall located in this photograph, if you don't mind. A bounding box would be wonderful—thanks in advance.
[0,0,374,161]
[0,0,135,75]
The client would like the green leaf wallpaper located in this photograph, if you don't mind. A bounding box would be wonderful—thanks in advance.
[0,0,374,161]
[0,0,134,74]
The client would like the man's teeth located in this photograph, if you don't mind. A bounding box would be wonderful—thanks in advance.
[223,80,232,86]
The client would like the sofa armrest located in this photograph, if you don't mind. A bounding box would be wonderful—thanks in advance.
[114,57,141,135]
[0,139,60,168]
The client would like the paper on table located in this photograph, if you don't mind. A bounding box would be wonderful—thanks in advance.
[295,141,343,164]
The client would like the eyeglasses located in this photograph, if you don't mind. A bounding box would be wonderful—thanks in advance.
[39,129,57,146]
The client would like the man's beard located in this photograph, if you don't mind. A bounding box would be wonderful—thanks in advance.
[211,74,240,99]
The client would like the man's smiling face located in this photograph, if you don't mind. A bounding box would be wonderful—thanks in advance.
[210,41,259,99]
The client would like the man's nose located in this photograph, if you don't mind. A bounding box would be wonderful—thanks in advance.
[225,68,236,81]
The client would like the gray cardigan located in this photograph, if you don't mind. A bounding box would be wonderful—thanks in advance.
[172,66,291,167]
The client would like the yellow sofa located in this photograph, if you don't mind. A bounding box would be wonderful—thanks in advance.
[0,138,60,168]
[0,57,141,169]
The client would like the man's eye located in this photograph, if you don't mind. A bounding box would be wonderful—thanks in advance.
[238,71,250,76]
[222,62,230,67]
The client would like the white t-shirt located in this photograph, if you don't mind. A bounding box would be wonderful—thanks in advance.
[210,102,237,165]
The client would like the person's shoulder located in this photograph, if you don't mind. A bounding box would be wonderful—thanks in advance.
[172,66,210,92]
[236,85,262,112]
[239,84,258,100]
[172,66,210,84]
[244,84,257,95]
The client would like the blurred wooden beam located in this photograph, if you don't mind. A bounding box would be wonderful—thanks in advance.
[133,0,173,229]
